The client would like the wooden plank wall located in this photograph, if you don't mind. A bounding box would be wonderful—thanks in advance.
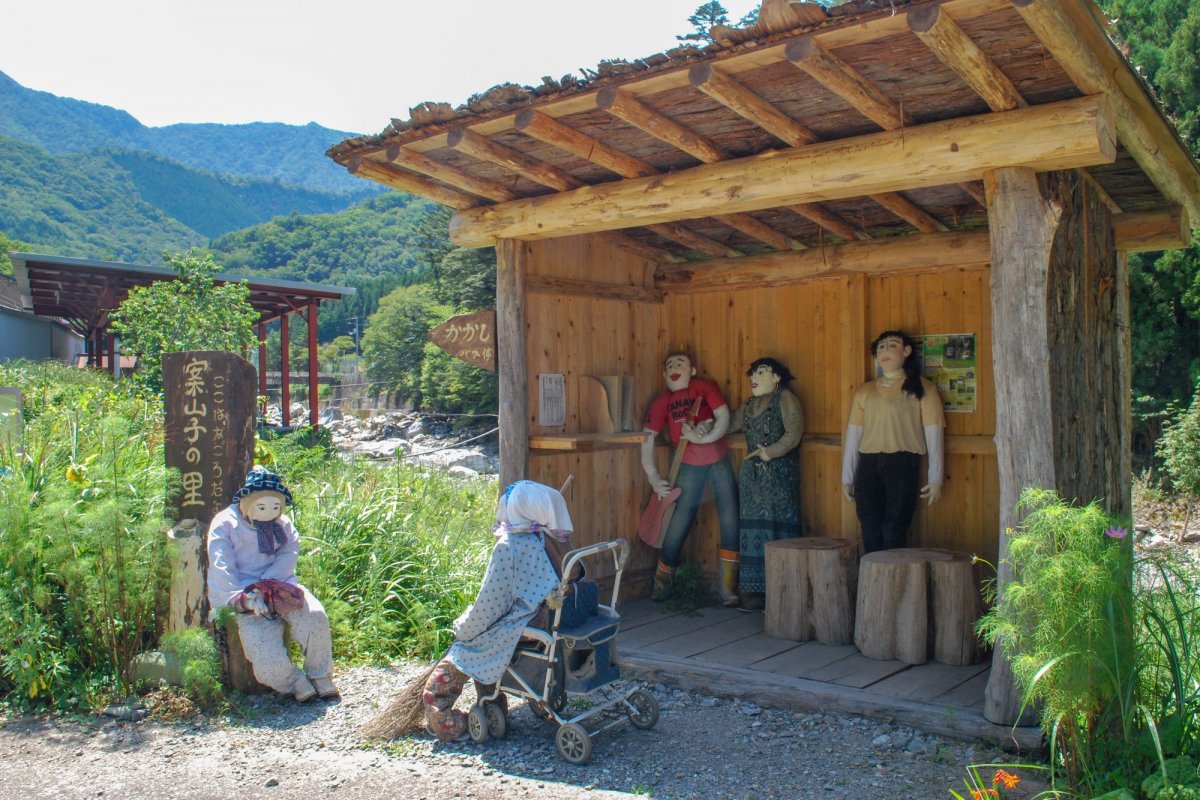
[522,232,1000,594]
[523,235,665,589]
[662,266,999,581]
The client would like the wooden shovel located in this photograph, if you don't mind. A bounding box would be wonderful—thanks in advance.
[637,396,702,548]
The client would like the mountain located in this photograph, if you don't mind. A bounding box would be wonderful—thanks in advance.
[0,70,378,196]
[0,135,388,262]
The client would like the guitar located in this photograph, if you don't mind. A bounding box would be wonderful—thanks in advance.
[637,395,703,547]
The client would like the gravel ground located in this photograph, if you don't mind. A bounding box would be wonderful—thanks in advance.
[0,664,1046,800]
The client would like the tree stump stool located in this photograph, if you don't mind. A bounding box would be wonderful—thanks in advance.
[764,537,858,645]
[853,548,984,666]
[214,614,273,694]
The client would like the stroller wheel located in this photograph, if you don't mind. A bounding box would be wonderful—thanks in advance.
[484,701,507,739]
[555,722,592,765]
[467,705,490,744]
[626,689,660,730]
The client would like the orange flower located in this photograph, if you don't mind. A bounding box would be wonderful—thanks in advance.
[994,770,1020,789]
[971,790,1000,800]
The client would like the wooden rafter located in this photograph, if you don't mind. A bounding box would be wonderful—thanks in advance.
[447,127,583,192]
[450,96,1115,247]
[1113,207,1190,253]
[384,144,518,202]
[348,158,478,209]
[689,63,864,242]
[787,35,978,221]
[513,108,745,258]
[594,87,807,250]
[1012,0,1200,224]
[908,5,1026,113]
[787,204,867,242]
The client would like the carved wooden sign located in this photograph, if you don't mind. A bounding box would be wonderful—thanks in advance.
[163,351,257,528]
[429,310,497,372]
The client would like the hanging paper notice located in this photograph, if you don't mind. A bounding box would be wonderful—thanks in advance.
[915,334,977,413]
[539,374,566,427]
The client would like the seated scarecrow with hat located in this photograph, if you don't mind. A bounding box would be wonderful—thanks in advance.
[206,466,339,702]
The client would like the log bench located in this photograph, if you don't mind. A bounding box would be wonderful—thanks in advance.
[853,548,985,666]
[764,537,858,645]
[213,613,276,694]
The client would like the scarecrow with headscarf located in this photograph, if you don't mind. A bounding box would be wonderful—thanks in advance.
[421,480,576,741]
[206,466,339,702]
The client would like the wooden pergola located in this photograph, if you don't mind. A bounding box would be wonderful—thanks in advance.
[327,0,1199,727]
[8,253,356,428]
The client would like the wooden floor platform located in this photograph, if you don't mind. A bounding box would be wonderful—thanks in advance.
[614,599,1041,753]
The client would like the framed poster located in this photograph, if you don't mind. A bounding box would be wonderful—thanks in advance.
[916,334,977,413]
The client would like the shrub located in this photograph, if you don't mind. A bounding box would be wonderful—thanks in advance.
[0,361,172,708]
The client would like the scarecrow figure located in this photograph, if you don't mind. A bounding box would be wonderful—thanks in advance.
[841,330,946,553]
[207,466,339,702]
[422,480,579,741]
[729,357,804,610]
[640,351,739,605]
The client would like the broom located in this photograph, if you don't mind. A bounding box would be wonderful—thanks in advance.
[360,661,438,740]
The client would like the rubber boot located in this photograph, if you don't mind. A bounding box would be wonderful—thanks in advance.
[718,550,739,608]
[651,560,674,602]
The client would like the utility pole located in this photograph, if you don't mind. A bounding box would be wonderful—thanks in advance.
[350,316,361,372]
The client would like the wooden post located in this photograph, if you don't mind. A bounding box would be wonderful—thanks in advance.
[106,331,117,376]
[308,302,319,428]
[983,166,1122,725]
[257,323,267,402]
[280,314,291,427]
[496,239,529,490]
[166,519,205,631]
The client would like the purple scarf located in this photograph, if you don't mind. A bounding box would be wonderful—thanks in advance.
[253,519,288,555]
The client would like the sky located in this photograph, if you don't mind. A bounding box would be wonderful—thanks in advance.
[3,0,761,136]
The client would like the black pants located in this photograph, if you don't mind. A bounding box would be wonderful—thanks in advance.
[854,451,920,553]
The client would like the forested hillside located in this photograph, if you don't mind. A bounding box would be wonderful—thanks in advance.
[0,136,382,263]
[0,70,378,195]
[1096,0,1200,450]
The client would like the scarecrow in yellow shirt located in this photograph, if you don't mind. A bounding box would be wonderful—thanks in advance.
[841,331,945,553]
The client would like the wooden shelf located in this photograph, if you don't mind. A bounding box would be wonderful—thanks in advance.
[529,432,648,452]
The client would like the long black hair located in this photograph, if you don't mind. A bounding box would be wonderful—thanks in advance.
[745,356,794,388]
[871,330,924,399]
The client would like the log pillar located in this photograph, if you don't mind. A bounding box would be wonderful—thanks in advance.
[983,166,1125,725]
[496,239,529,490]
[258,323,268,406]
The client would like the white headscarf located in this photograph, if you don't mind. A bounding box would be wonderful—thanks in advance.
[495,480,573,541]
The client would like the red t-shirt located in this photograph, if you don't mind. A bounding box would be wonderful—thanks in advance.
[644,379,729,466]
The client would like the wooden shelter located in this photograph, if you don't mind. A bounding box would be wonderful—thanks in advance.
[328,0,1200,727]
[8,253,355,427]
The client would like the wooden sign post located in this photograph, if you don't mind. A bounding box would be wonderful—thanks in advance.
[163,351,257,628]
[429,310,497,372]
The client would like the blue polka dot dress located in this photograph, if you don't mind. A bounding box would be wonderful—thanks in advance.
[445,532,559,685]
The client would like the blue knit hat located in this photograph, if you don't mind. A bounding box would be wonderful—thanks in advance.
[232,466,293,505]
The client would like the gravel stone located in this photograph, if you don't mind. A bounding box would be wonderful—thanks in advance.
[0,664,1032,799]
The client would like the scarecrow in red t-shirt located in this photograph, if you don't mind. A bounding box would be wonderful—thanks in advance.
[640,352,739,605]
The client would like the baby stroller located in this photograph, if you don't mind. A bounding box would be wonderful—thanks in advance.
[466,538,659,765]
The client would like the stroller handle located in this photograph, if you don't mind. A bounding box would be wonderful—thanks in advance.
[558,539,628,591]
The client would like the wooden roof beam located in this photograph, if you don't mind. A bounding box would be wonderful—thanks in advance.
[449,95,1115,247]
[348,158,479,209]
[787,204,867,242]
[647,223,743,259]
[688,62,864,242]
[908,4,1026,112]
[870,191,950,233]
[1013,0,1200,224]
[384,144,518,203]
[594,87,807,250]
[656,230,991,293]
[787,35,978,219]
[446,127,583,192]
[1114,207,1190,253]
[514,109,657,179]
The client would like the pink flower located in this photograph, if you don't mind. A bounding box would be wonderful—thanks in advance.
[1105,526,1129,540]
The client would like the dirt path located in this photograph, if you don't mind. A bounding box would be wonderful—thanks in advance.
[0,665,1040,800]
